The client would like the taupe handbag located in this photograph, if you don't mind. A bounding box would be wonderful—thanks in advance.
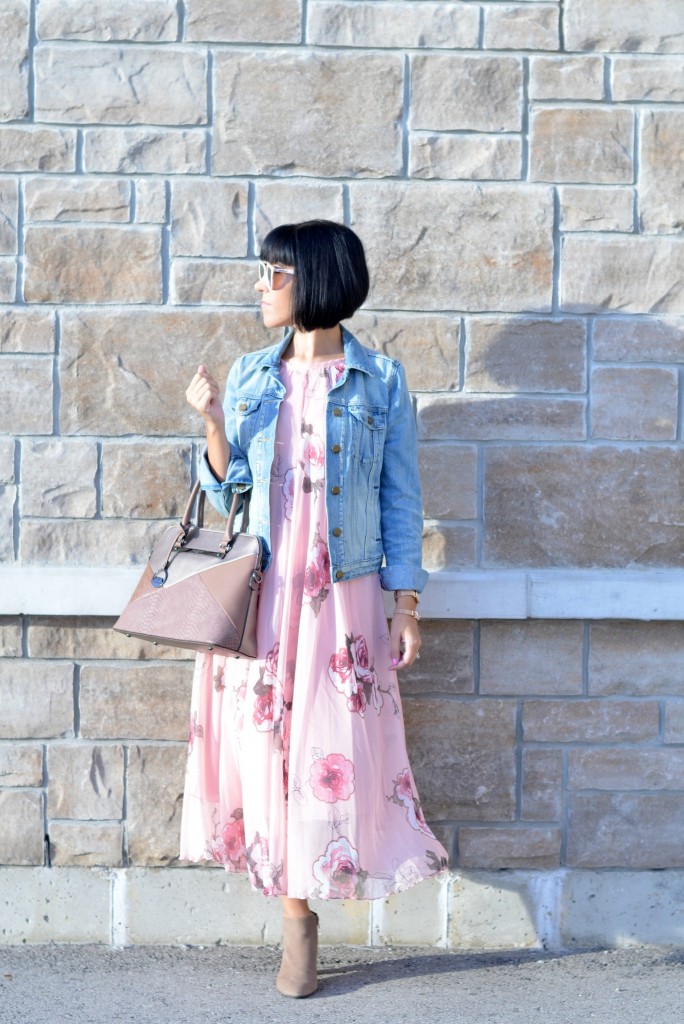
[113,481,263,658]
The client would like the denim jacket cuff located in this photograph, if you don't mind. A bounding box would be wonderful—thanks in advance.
[379,564,429,593]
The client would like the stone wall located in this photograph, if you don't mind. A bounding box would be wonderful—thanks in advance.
[2,0,684,947]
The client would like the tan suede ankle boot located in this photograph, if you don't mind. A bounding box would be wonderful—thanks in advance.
[276,911,319,998]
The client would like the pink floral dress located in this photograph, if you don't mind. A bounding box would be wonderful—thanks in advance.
[179,358,448,899]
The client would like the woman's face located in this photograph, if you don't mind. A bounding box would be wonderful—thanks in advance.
[255,261,295,329]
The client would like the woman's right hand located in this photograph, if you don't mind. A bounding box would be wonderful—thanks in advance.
[186,364,225,427]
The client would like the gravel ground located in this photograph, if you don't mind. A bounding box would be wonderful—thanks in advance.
[1,944,683,1024]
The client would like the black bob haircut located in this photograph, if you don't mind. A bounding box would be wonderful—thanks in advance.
[259,220,370,332]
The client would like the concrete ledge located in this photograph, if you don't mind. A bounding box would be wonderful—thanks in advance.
[2,567,684,620]
[2,867,684,948]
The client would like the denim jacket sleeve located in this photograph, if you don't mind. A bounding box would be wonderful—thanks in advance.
[198,356,254,518]
[378,361,429,593]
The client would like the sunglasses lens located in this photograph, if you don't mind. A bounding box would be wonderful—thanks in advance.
[258,261,273,289]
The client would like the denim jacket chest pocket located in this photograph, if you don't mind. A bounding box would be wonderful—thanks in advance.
[346,404,388,465]
[234,395,264,449]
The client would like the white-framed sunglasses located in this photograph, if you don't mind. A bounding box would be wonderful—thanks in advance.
[258,259,295,291]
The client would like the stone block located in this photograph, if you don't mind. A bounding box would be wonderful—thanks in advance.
[569,749,684,791]
[0,744,42,786]
[22,439,98,517]
[480,621,583,695]
[0,258,16,301]
[0,866,111,942]
[373,874,447,947]
[422,524,477,570]
[84,128,206,174]
[640,110,684,233]
[589,622,684,696]
[19,518,177,567]
[530,106,633,184]
[351,183,553,312]
[417,394,585,441]
[0,180,18,254]
[0,126,76,172]
[349,312,461,392]
[36,0,178,40]
[121,867,283,944]
[567,792,684,868]
[0,486,15,564]
[484,4,559,50]
[419,444,477,520]
[0,357,52,434]
[0,441,14,482]
[0,308,55,352]
[213,52,402,177]
[459,828,562,869]
[465,317,586,393]
[0,0,29,122]
[590,367,677,441]
[564,0,684,54]
[24,225,161,303]
[521,749,563,821]
[59,309,268,436]
[48,822,123,867]
[0,791,44,865]
[562,236,684,314]
[664,703,684,743]
[171,180,248,257]
[254,181,344,249]
[0,616,22,657]
[35,44,207,125]
[559,186,634,232]
[613,57,684,102]
[25,177,131,223]
[101,442,192,518]
[47,743,124,821]
[0,661,74,739]
[135,179,167,222]
[28,616,193,662]
[562,870,684,948]
[593,317,684,361]
[186,0,301,42]
[403,698,516,820]
[79,663,193,740]
[484,446,684,568]
[399,619,475,695]
[170,259,257,306]
[529,55,604,100]
[411,55,523,132]
[127,744,187,864]
[449,872,541,949]
[308,1,479,48]
[409,134,522,181]
[522,699,659,743]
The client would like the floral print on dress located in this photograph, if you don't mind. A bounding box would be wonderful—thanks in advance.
[205,807,246,868]
[309,750,355,803]
[303,526,331,616]
[327,632,383,717]
[252,641,284,737]
[312,836,368,899]
[387,768,433,837]
[188,711,203,754]
[246,832,284,896]
[282,467,296,520]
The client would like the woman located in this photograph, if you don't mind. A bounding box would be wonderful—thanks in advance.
[181,220,448,997]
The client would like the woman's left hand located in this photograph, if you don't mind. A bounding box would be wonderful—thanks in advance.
[389,612,421,670]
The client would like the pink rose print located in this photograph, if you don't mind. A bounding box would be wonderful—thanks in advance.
[188,711,203,754]
[282,467,296,520]
[246,832,284,896]
[327,633,382,718]
[309,752,355,804]
[388,768,433,837]
[205,807,246,868]
[265,641,280,678]
[252,657,284,733]
[302,432,325,468]
[354,635,369,669]
[253,688,273,730]
[303,531,331,616]
[213,664,225,691]
[312,837,367,899]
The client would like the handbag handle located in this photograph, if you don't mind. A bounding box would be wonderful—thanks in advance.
[180,480,251,549]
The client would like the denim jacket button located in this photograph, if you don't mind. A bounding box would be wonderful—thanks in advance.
[333,408,342,417]
[238,402,248,411]
[331,485,340,495]
[367,415,373,425]
[335,570,344,580]
[331,444,342,454]
[332,527,342,537]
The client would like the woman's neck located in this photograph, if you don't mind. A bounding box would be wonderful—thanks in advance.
[284,324,343,364]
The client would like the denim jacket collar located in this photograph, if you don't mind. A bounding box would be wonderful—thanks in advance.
[256,324,373,376]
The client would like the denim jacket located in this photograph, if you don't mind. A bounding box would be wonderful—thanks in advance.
[199,325,428,592]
